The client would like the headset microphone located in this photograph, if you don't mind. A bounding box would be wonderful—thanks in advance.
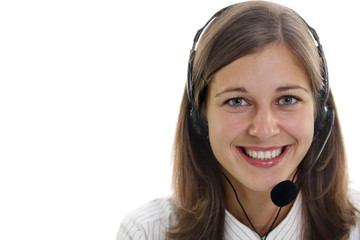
[270,108,335,207]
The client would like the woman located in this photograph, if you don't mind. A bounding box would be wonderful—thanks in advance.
[118,1,360,239]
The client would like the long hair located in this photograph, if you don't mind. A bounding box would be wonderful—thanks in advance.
[169,1,358,239]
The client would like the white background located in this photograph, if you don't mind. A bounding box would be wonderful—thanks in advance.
[0,0,359,239]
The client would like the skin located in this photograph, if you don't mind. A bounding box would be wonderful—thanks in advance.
[206,43,315,236]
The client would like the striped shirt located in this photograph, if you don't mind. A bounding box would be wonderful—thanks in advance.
[117,191,360,240]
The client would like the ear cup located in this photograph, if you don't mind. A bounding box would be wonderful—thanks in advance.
[314,106,328,133]
[189,107,208,138]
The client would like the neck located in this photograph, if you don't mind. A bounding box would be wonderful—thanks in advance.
[223,173,293,237]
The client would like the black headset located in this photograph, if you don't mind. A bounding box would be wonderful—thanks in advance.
[185,5,335,238]
[186,5,331,139]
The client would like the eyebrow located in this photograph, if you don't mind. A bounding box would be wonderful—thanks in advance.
[276,85,310,94]
[215,85,309,98]
[215,87,248,97]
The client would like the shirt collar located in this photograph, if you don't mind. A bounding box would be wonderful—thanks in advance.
[224,194,302,240]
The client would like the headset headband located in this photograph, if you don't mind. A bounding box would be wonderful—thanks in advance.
[187,4,330,136]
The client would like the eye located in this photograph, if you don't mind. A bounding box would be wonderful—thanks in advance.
[278,95,300,105]
[226,97,249,107]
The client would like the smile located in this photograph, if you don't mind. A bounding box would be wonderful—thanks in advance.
[243,147,284,160]
[237,145,290,168]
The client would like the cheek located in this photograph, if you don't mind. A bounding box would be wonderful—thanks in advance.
[207,110,243,143]
[281,108,315,145]
[207,110,233,158]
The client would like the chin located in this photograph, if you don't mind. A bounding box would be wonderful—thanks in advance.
[245,181,278,193]
[236,170,293,194]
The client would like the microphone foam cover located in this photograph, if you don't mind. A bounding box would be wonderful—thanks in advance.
[270,180,298,207]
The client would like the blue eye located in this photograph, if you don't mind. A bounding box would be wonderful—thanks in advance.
[278,96,299,105]
[227,98,248,107]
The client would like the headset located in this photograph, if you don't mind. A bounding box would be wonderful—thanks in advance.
[187,5,331,139]
[185,4,335,239]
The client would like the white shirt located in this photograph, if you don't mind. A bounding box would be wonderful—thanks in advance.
[118,191,360,240]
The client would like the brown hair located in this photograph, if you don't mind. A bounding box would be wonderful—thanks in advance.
[169,1,358,239]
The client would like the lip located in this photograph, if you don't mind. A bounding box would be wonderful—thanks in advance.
[237,145,291,168]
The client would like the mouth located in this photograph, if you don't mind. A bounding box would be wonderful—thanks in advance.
[237,145,290,168]
[242,146,286,161]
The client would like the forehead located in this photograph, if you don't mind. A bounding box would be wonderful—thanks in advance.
[208,43,311,95]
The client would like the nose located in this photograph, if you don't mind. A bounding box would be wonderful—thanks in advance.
[248,107,280,140]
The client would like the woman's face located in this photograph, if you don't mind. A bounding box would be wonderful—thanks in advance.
[206,43,314,193]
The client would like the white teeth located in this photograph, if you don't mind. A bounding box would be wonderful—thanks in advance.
[245,148,283,160]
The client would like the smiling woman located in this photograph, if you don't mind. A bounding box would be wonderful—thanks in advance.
[117,1,360,240]
[207,44,315,197]
[205,44,316,235]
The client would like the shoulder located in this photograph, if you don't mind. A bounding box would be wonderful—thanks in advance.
[117,197,176,240]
